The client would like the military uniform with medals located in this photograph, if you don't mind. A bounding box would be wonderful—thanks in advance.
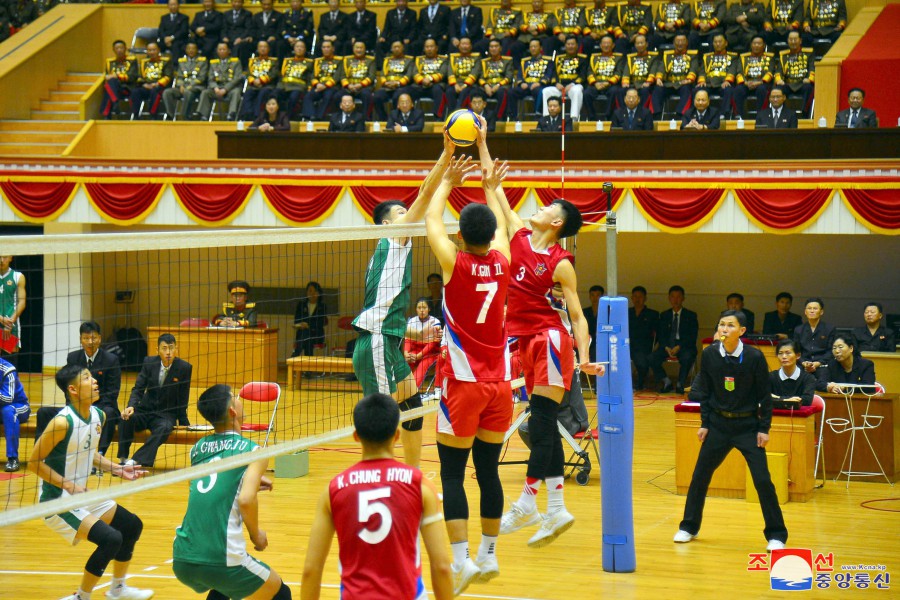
[410,53,449,113]
[485,6,525,61]
[341,53,377,118]
[724,0,765,52]
[301,54,344,119]
[213,281,258,328]
[510,53,554,119]
[658,48,698,115]
[542,51,587,119]
[763,0,803,46]
[689,0,725,51]
[374,54,415,120]
[582,2,619,54]
[444,51,481,116]
[802,0,846,45]
[613,1,654,54]
[131,55,173,119]
[733,50,773,117]
[618,49,662,113]
[163,53,208,120]
[277,55,313,117]
[698,49,739,116]
[584,50,622,120]
[651,1,693,49]
[478,55,514,119]
[101,54,138,119]
[549,4,587,54]
[240,54,280,120]
[518,9,558,56]
[774,46,814,114]
[197,55,243,120]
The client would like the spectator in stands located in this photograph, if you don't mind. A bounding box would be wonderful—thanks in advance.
[651,0,691,50]
[387,92,425,132]
[763,0,803,47]
[279,0,314,60]
[195,41,243,121]
[834,87,878,128]
[755,86,796,128]
[520,0,557,57]
[318,0,348,58]
[118,333,192,469]
[163,40,208,121]
[681,88,720,129]
[551,0,587,56]
[583,285,604,361]
[0,255,25,365]
[250,96,290,131]
[854,302,896,353]
[542,35,586,120]
[449,0,484,52]
[468,90,497,132]
[426,272,444,324]
[409,38,448,114]
[190,0,223,58]
[774,31,814,116]
[213,280,258,327]
[657,33,699,118]
[802,0,846,47]
[613,0,654,55]
[536,95,572,131]
[793,297,835,374]
[763,291,802,339]
[221,0,254,69]
[509,39,552,121]
[582,35,621,122]
[733,35,773,119]
[611,87,654,129]
[617,34,662,118]
[329,93,366,131]
[689,0,725,52]
[239,40,280,121]
[817,332,875,393]
[726,293,755,333]
[696,33,738,118]
[479,39,514,119]
[483,0,525,60]
[769,338,816,406]
[131,42,173,120]
[444,36,481,117]
[250,0,283,59]
[374,41,415,121]
[404,297,442,392]
[100,40,138,120]
[1,355,29,472]
[650,285,699,394]
[278,39,313,119]
[724,0,765,53]
[582,1,615,55]
[415,0,451,55]
[379,0,418,67]
[341,40,376,118]
[9,0,37,31]
[345,0,378,56]
[157,0,190,60]
[629,285,658,390]
[293,281,328,358]
[302,39,343,120]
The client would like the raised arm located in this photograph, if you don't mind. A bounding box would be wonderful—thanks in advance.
[482,158,511,262]
[426,152,477,276]
[398,133,456,224]
[474,117,523,238]
[555,260,605,377]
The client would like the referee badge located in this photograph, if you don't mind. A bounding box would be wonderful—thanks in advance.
[724,376,735,392]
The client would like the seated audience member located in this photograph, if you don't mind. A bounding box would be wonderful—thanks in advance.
[292,281,328,357]
[221,0,254,69]
[191,0,224,58]
[689,0,726,52]
[426,272,444,324]
[118,333,191,468]
[157,0,190,60]
[387,92,425,132]
[131,42,173,120]
[212,280,258,327]
[449,0,485,52]
[681,88,720,130]
[725,3,766,54]
[328,93,366,131]
[101,39,138,120]
[769,338,816,406]
[239,40,280,121]
[611,87,654,130]
[726,292,755,333]
[801,0,846,46]
[613,0,654,55]
[483,0,525,60]
[629,285,659,390]
[196,41,243,121]
[250,96,291,131]
[509,39,553,121]
[582,285,604,361]
[657,34,699,118]
[853,302,896,352]
[317,0,348,58]
[301,39,344,120]
[373,41,415,121]
[479,39,515,120]
[1,355,30,472]
[409,39,449,115]
[763,291,802,339]
[444,36,481,116]
[278,39,313,118]
[732,35,773,118]
[774,31,814,117]
[617,34,662,117]
[280,0,315,60]
[817,332,875,393]
[834,87,878,129]
[793,296,835,374]
[650,285,699,394]
[762,0,802,47]
[581,0,617,56]
[755,86,796,128]
[468,90,497,132]
[377,0,417,65]
[162,41,208,121]
[415,0,451,55]
[651,0,691,50]
[251,0,284,57]
[344,0,378,56]
[341,41,377,118]
[542,36,586,120]
[404,297,442,390]
[583,34,622,122]
[695,34,739,117]
[536,96,572,131]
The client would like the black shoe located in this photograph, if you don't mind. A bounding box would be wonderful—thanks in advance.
[5,458,20,472]
[226,112,236,121]
[675,383,685,395]
[659,382,674,394]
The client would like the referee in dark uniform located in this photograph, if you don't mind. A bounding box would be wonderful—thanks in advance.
[674,309,788,551]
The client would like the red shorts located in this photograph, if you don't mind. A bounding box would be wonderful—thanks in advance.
[517,330,575,393]
[437,379,513,438]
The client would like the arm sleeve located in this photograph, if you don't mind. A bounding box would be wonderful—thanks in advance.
[178,363,193,425]
[128,361,150,408]
[799,372,816,406]
[103,355,122,409]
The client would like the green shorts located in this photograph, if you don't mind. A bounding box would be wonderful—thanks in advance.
[173,554,270,598]
[352,332,412,396]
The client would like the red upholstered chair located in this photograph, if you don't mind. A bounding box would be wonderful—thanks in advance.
[239,382,281,446]
[256,320,268,328]
[179,318,210,327]
[811,394,826,486]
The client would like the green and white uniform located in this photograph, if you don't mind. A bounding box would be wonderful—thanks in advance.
[0,268,22,348]
[173,431,270,598]
[42,405,117,545]
[352,237,414,395]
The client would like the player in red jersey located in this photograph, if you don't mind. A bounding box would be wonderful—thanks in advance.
[300,393,452,600]
[425,125,513,595]
[482,148,607,549]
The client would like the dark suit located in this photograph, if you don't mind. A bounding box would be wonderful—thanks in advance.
[317,10,349,56]
[118,356,191,467]
[387,108,425,132]
[380,7,418,61]
[834,107,878,129]
[755,106,798,129]
[762,311,802,338]
[415,3,452,55]
[449,5,485,46]
[536,114,572,131]
[610,106,654,130]
[853,325,896,353]
[329,110,366,132]
[471,108,497,132]
[279,7,315,58]
[792,321,835,367]
[650,307,700,389]
[190,9,224,58]
[680,107,721,129]
[157,12,190,60]
[251,9,284,46]
[629,305,659,389]
[222,8,254,67]
[816,356,875,392]
[345,9,378,55]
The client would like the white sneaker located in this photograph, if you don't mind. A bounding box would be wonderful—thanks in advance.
[451,558,481,596]
[106,585,154,600]
[767,539,786,551]
[475,553,499,583]
[673,530,696,543]
[527,509,575,548]
[499,502,541,535]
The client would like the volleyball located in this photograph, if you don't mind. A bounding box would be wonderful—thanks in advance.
[444,109,481,146]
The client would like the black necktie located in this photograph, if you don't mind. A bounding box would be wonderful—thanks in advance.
[87,357,93,369]
[628,110,634,126]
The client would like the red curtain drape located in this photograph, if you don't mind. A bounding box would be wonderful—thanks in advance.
[172,183,253,225]
[842,189,900,231]
[261,185,343,224]
[84,182,163,224]
[631,188,725,230]
[350,186,419,221]
[734,189,832,231]
[534,187,624,220]
[0,181,77,221]
[448,187,526,215]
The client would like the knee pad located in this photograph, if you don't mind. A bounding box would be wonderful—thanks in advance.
[472,438,504,520]
[109,506,143,563]
[437,443,471,522]
[272,581,293,599]
[527,395,560,446]
[85,520,123,577]
[398,394,423,432]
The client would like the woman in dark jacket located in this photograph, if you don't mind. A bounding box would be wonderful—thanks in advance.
[250,97,290,131]
[817,332,876,393]
[292,281,328,357]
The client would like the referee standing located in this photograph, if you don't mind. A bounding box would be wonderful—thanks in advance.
[673,309,788,551]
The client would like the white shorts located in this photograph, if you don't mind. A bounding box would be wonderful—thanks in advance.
[44,500,117,545]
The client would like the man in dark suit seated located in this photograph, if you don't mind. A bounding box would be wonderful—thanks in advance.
[250,0,284,55]
[610,87,654,130]
[414,0,452,55]
[345,0,378,55]
[536,95,572,131]
[191,0,224,58]
[449,0,485,52]
[468,90,497,132]
[329,93,366,131]
[378,0,418,64]
[650,285,699,394]
[762,291,802,339]
[726,292,755,333]
[158,0,190,60]
[118,333,191,468]
[754,86,797,128]
[387,92,425,131]
[853,301,896,352]
[834,87,878,129]
[221,0,254,68]
[317,0,348,58]
[681,88,721,130]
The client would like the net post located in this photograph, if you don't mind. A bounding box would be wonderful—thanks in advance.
[602,182,616,297]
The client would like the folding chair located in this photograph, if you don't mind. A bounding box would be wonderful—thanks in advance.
[239,382,281,447]
[812,394,826,488]
[129,27,158,56]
